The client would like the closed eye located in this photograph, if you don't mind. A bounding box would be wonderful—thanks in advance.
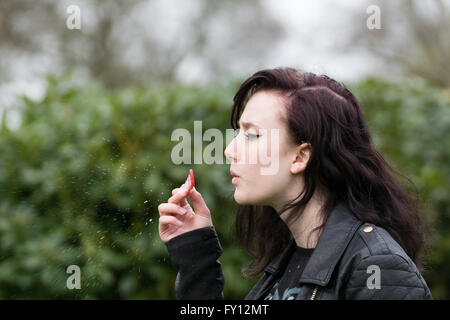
[232,127,261,139]
[245,132,261,139]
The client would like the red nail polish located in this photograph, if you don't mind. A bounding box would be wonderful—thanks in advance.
[184,169,195,193]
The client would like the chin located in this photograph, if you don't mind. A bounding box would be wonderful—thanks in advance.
[233,190,250,205]
[233,194,246,205]
[234,191,265,206]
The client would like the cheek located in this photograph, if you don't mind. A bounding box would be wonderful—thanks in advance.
[234,169,287,205]
[255,131,282,171]
[259,156,292,195]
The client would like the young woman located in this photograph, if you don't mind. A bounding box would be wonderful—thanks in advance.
[158,67,433,300]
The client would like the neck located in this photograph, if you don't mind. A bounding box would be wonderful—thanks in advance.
[277,188,327,248]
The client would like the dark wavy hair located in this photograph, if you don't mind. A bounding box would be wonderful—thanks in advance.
[230,67,428,278]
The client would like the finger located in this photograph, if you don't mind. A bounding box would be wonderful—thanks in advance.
[159,215,183,227]
[158,203,188,216]
[187,187,210,217]
[171,188,189,207]
[168,185,189,204]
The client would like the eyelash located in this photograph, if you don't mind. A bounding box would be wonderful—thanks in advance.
[235,128,261,139]
[245,132,261,139]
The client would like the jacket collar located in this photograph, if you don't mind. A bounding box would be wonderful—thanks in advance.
[264,201,363,286]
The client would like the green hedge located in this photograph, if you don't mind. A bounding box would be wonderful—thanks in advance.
[0,75,448,299]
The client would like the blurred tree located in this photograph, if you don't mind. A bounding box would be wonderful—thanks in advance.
[343,0,450,87]
[0,0,285,88]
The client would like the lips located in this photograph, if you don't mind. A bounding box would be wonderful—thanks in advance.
[230,169,240,178]
[230,169,240,185]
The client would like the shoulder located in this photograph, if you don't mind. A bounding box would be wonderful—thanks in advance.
[339,223,432,299]
[349,222,413,263]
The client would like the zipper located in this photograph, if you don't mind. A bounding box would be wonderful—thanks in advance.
[310,286,319,300]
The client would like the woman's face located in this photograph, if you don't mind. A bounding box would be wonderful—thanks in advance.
[224,90,310,211]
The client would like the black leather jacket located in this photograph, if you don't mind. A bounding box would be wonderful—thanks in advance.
[165,202,433,300]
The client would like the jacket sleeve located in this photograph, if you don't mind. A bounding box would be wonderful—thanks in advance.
[165,226,224,299]
[344,254,433,300]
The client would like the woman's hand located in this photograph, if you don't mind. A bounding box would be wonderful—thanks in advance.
[158,186,212,243]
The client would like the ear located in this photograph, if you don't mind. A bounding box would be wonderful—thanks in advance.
[290,143,311,174]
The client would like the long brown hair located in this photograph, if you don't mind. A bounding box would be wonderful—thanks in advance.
[231,67,427,278]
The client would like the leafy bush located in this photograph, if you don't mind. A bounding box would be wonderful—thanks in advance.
[0,75,448,299]
[0,75,253,299]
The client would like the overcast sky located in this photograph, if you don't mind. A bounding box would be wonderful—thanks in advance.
[0,0,378,124]
[264,0,376,79]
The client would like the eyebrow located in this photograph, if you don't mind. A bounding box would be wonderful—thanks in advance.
[238,120,260,128]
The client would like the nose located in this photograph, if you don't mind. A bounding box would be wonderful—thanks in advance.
[224,138,238,163]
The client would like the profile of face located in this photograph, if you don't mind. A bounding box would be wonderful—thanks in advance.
[224,90,311,211]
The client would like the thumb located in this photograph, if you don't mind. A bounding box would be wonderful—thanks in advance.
[187,187,210,217]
